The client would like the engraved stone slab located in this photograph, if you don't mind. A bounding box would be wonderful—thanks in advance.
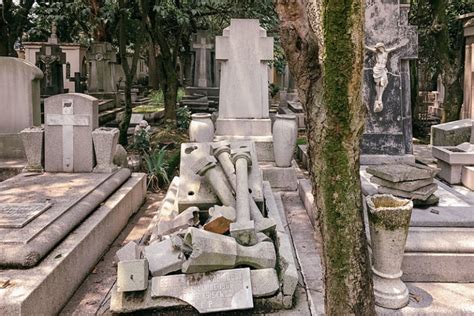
[0,203,52,228]
[151,268,253,313]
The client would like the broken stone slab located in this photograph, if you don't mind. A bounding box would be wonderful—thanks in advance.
[457,142,474,152]
[370,176,433,192]
[203,205,236,234]
[366,164,433,182]
[115,241,141,263]
[276,230,299,296]
[251,268,280,298]
[150,268,253,313]
[155,206,200,238]
[117,259,149,292]
[378,183,438,201]
[413,194,439,207]
[263,181,286,233]
[181,227,276,273]
[143,238,185,277]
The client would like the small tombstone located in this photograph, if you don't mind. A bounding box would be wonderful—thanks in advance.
[44,93,99,172]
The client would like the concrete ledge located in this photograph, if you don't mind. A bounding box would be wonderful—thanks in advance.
[406,227,474,253]
[0,173,146,315]
[261,162,297,191]
[297,179,316,228]
[360,154,415,165]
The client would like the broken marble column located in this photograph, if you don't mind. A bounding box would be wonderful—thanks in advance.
[144,238,185,276]
[366,194,413,309]
[191,155,236,207]
[155,206,200,238]
[203,205,236,234]
[20,127,44,173]
[181,227,276,273]
[117,259,149,292]
[212,141,275,233]
[92,127,119,173]
[230,146,257,245]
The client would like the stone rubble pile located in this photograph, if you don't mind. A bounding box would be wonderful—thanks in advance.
[367,163,439,207]
[112,140,297,313]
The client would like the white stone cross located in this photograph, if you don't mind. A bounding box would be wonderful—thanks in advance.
[192,34,213,87]
[216,19,273,119]
[45,99,90,172]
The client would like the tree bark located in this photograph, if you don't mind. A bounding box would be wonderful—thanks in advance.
[147,43,160,90]
[275,0,375,314]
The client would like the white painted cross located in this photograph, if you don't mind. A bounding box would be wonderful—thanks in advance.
[216,19,273,119]
[45,99,90,172]
[192,34,213,87]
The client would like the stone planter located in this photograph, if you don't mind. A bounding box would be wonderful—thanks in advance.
[20,127,44,173]
[273,114,297,167]
[366,194,413,309]
[92,127,119,173]
[189,113,214,142]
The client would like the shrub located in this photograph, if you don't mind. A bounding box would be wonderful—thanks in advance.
[143,146,170,191]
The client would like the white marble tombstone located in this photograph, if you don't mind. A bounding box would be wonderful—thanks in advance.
[215,19,273,139]
[459,13,474,119]
[44,93,99,172]
[0,58,43,134]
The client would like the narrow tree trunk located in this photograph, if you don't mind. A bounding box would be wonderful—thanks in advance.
[119,78,133,145]
[157,55,178,121]
[275,1,375,314]
[148,43,160,90]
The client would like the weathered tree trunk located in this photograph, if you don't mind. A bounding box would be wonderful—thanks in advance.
[147,42,160,90]
[157,53,178,121]
[275,1,375,314]
[0,0,35,56]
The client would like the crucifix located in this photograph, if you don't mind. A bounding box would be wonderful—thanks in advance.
[192,33,213,88]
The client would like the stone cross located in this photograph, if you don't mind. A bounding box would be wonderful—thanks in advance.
[44,93,98,172]
[362,1,418,157]
[192,32,213,88]
[216,19,273,119]
[35,41,66,97]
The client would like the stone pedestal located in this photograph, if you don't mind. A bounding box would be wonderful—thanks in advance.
[92,127,119,173]
[20,127,44,173]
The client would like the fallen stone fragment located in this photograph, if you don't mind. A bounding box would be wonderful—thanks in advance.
[143,239,185,277]
[370,176,433,192]
[366,164,432,182]
[275,231,299,296]
[150,268,253,313]
[203,205,236,234]
[456,142,474,153]
[378,183,438,201]
[115,241,141,263]
[413,194,439,208]
[181,227,276,273]
[117,259,149,292]
[251,268,280,297]
[155,206,200,238]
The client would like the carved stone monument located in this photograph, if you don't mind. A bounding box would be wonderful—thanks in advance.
[192,31,215,88]
[459,13,474,119]
[362,1,418,162]
[87,42,118,93]
[215,19,273,140]
[44,93,99,172]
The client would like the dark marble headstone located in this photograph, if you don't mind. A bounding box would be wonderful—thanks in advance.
[35,36,66,97]
[362,1,418,156]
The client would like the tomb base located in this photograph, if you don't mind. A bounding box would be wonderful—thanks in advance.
[261,162,298,191]
[360,154,415,165]
[0,173,146,315]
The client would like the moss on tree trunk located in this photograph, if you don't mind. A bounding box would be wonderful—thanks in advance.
[275,0,375,314]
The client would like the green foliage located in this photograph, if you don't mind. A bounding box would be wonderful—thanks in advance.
[143,147,170,191]
[177,88,186,103]
[176,106,192,130]
[149,90,165,106]
[132,128,151,153]
[269,83,280,98]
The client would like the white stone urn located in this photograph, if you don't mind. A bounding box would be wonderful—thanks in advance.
[189,113,214,142]
[20,126,44,173]
[273,114,297,167]
[366,194,413,309]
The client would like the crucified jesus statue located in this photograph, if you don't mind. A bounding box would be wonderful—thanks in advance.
[365,39,409,112]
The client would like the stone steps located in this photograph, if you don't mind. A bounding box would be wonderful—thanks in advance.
[0,173,146,314]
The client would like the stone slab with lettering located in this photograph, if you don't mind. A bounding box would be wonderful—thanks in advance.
[362,1,418,156]
[178,141,263,212]
[0,169,129,267]
[44,93,99,172]
[151,268,253,313]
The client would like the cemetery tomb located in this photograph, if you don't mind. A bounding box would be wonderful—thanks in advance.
[0,92,146,314]
[0,57,43,159]
[361,0,418,163]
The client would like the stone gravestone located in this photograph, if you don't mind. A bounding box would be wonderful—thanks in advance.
[35,24,66,97]
[362,1,418,162]
[215,19,273,139]
[44,93,99,172]
[459,13,474,119]
[0,58,43,159]
[192,31,214,88]
[87,42,118,93]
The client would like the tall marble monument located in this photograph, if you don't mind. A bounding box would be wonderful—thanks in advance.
[362,1,418,163]
[459,13,474,119]
[215,19,273,140]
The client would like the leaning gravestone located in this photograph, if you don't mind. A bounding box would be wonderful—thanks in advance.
[215,19,273,140]
[44,93,99,172]
[0,57,43,159]
[362,1,418,163]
